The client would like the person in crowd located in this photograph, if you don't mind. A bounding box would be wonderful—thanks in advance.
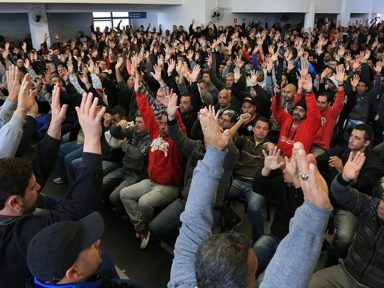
[251,146,305,282]
[0,87,106,287]
[311,64,346,156]
[272,73,321,157]
[224,116,274,241]
[237,96,258,136]
[119,75,185,249]
[102,111,150,206]
[26,212,143,288]
[316,123,383,266]
[168,106,332,288]
[149,100,238,246]
[309,152,384,288]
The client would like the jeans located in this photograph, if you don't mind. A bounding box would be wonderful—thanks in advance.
[327,209,358,265]
[70,158,120,184]
[253,234,281,276]
[120,179,179,232]
[227,178,265,241]
[56,141,83,181]
[102,168,140,204]
[149,198,222,245]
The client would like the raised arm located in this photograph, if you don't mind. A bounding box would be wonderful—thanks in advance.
[46,92,105,223]
[168,106,231,288]
[261,143,332,288]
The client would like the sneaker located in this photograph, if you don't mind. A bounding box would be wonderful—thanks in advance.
[53,177,65,185]
[139,231,151,249]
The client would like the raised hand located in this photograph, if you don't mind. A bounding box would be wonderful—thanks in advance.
[15,74,36,117]
[165,91,179,120]
[151,64,163,82]
[301,74,313,92]
[351,74,360,88]
[167,59,176,76]
[341,151,366,182]
[115,56,124,70]
[199,106,231,151]
[50,84,68,125]
[75,93,106,154]
[299,61,308,76]
[6,65,21,103]
[189,64,201,82]
[374,61,382,74]
[262,146,284,171]
[294,142,331,210]
[206,54,213,69]
[234,55,244,69]
[234,66,241,82]
[334,64,345,85]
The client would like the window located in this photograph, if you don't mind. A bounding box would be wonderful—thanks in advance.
[92,12,130,31]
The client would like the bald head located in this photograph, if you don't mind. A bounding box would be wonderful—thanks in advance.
[283,84,297,101]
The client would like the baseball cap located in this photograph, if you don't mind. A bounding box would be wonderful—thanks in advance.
[242,97,257,106]
[27,212,104,283]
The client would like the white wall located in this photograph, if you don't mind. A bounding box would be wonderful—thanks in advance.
[231,0,310,13]
[315,0,342,14]
[157,0,206,31]
[130,12,158,31]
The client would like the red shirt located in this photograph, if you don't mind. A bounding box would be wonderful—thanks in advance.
[272,92,321,157]
[136,93,185,186]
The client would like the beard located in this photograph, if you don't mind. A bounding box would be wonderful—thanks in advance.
[293,114,302,121]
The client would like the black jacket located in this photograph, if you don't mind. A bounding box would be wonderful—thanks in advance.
[331,174,384,288]
[253,170,303,239]
[0,135,102,288]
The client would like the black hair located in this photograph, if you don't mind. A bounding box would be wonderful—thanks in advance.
[111,105,126,118]
[0,158,33,209]
[254,116,271,129]
[353,123,373,142]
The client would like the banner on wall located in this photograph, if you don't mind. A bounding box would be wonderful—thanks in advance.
[129,12,147,19]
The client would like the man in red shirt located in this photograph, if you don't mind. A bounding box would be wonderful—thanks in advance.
[272,74,321,158]
[311,65,346,156]
[119,77,185,249]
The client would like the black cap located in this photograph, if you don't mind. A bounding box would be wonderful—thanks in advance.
[27,212,104,283]
[294,99,307,111]
[242,97,257,106]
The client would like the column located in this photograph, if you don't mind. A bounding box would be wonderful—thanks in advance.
[337,0,350,27]
[28,4,50,49]
[304,1,315,32]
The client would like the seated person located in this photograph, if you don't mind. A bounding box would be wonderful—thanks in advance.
[168,107,332,288]
[309,153,384,288]
[225,116,274,241]
[102,112,150,205]
[316,123,383,266]
[252,147,304,282]
[119,77,185,249]
[149,104,238,246]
